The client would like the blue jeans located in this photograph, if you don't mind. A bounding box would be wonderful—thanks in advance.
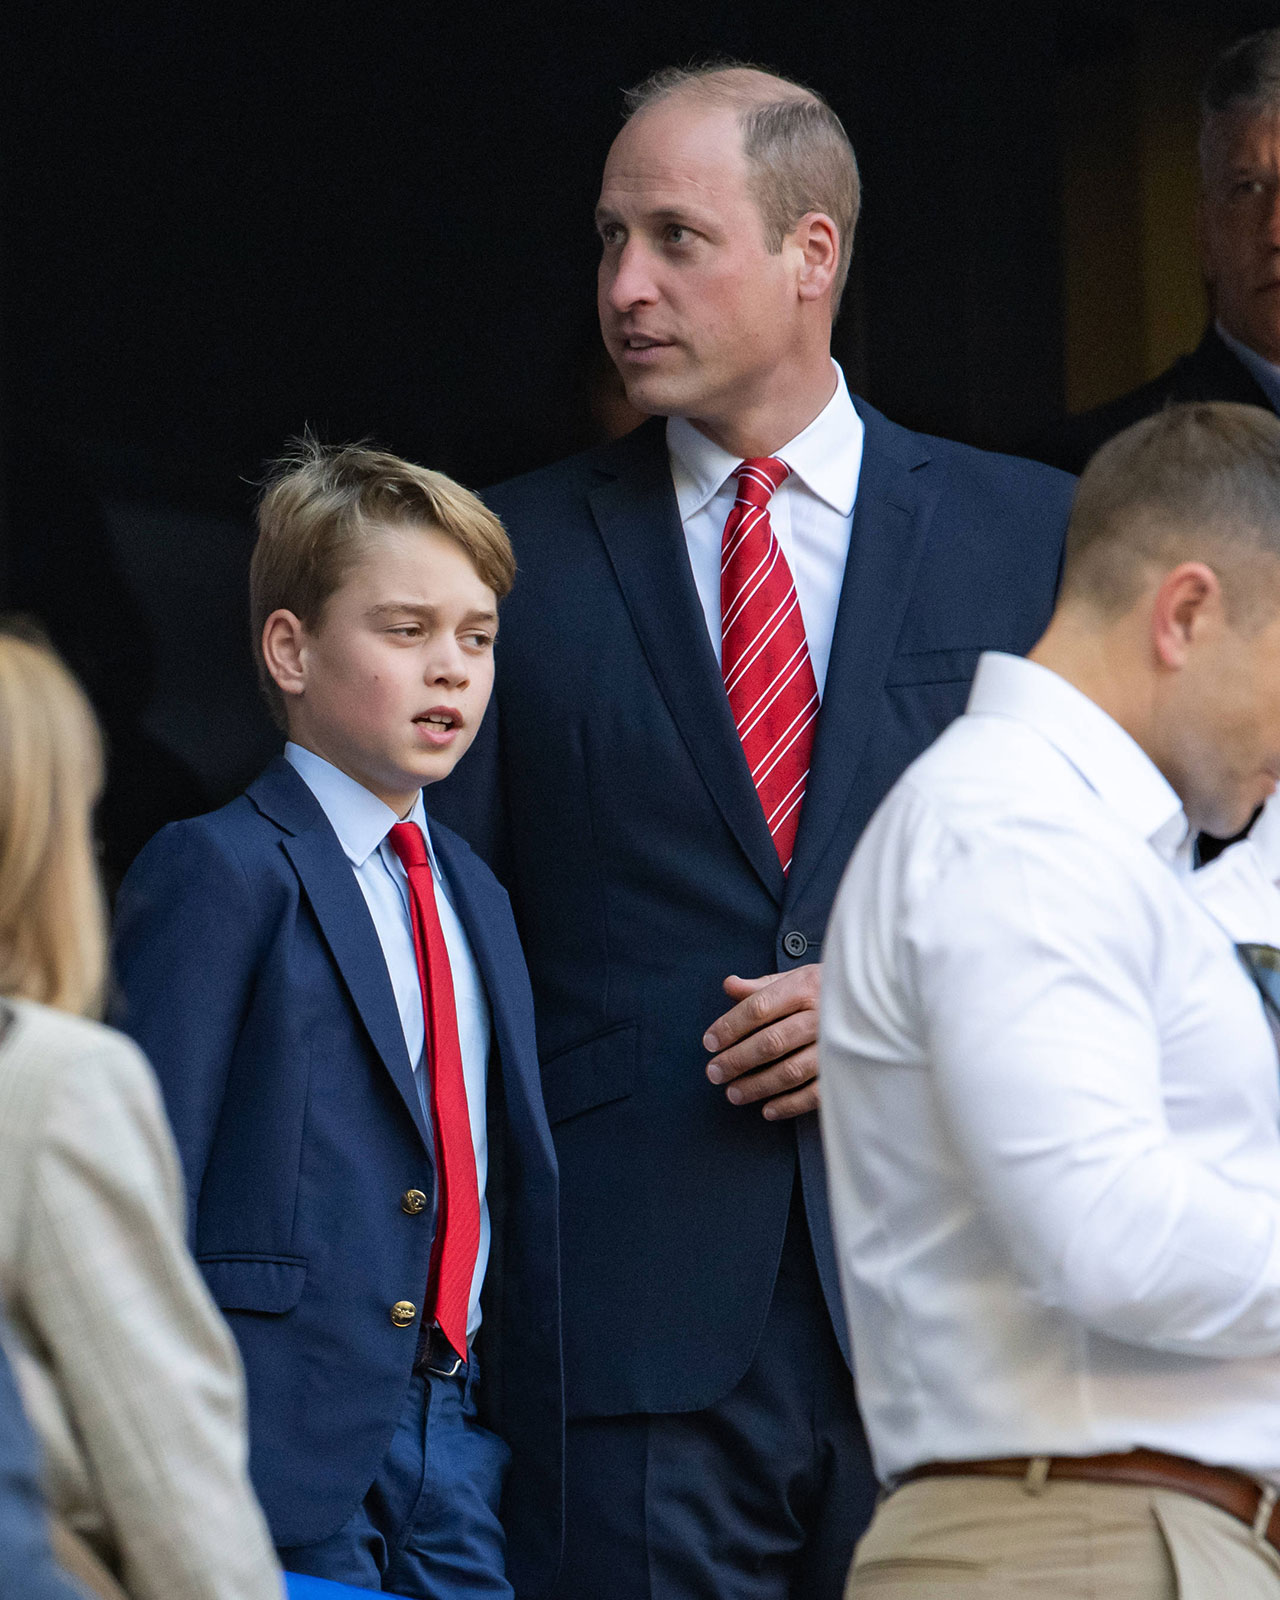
[279,1360,513,1599]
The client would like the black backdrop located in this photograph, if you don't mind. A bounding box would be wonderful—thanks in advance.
[4,0,1276,876]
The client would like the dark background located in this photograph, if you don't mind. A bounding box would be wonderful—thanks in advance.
[4,0,1278,877]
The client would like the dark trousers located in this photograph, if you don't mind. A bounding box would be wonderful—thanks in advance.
[278,1359,512,1599]
[551,1186,878,1600]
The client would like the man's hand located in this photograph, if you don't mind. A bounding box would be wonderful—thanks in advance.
[703,964,822,1120]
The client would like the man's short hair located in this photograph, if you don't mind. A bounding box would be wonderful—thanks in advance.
[623,61,860,313]
[1061,402,1280,627]
[250,435,515,725]
[1199,28,1280,174]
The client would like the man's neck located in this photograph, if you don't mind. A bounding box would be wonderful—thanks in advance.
[686,360,839,460]
[1028,616,1155,758]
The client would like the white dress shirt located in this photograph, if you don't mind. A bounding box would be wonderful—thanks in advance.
[820,652,1280,1485]
[1217,320,1280,415]
[285,743,490,1339]
[667,360,864,696]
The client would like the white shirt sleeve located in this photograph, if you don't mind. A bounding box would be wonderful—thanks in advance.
[905,810,1280,1358]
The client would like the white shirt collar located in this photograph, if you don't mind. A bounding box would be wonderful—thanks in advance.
[966,653,1190,867]
[666,360,862,522]
[1216,320,1280,414]
[284,742,436,871]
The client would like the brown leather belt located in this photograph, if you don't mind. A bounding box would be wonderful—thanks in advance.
[901,1449,1280,1551]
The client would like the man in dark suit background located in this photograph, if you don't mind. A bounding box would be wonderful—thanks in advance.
[429,61,1073,1599]
[1038,28,1280,475]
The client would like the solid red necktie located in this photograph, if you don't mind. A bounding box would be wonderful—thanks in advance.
[720,457,819,874]
[388,821,480,1362]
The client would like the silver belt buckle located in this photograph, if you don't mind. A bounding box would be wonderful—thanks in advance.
[424,1325,465,1379]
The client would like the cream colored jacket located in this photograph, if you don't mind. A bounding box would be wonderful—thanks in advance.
[0,999,281,1600]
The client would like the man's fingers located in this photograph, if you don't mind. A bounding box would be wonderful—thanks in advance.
[706,1011,818,1083]
[722,1045,818,1106]
[759,1081,820,1120]
[703,963,821,1052]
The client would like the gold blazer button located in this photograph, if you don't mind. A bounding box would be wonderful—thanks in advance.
[390,1301,418,1327]
[401,1189,428,1215]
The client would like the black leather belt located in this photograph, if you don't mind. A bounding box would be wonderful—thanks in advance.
[415,1322,466,1380]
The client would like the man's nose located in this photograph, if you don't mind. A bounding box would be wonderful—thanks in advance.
[603,239,658,312]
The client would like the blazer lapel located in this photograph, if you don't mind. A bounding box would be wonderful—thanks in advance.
[588,422,785,903]
[248,760,432,1152]
[429,828,557,1167]
[785,402,933,908]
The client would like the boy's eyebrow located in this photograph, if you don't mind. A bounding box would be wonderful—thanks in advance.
[366,600,499,626]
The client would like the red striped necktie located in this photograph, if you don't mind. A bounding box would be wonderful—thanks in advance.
[388,821,480,1362]
[720,457,819,875]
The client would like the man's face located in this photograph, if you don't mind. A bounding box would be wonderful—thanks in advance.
[287,524,497,814]
[1200,108,1280,364]
[1166,585,1280,837]
[595,97,804,432]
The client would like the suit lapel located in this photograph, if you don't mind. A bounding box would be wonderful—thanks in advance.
[588,422,785,903]
[785,402,933,908]
[248,760,432,1153]
[429,827,556,1166]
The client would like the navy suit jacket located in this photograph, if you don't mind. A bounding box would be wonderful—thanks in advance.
[1032,325,1275,475]
[111,759,562,1598]
[428,402,1073,1422]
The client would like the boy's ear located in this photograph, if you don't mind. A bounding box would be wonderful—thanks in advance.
[261,610,309,699]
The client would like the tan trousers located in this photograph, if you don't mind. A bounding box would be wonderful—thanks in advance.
[846,1475,1280,1599]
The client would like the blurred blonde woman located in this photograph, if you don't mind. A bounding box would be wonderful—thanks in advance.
[0,629,281,1600]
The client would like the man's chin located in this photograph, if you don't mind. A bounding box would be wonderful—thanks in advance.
[617,372,694,420]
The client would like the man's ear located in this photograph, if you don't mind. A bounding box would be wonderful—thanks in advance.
[261,609,309,699]
[793,212,839,303]
[1151,561,1222,669]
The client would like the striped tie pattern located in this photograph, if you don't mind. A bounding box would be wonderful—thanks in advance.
[720,457,818,874]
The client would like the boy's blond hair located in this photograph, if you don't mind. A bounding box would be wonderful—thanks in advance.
[251,436,516,726]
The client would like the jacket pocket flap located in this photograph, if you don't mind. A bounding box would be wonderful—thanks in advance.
[884,647,986,687]
[198,1254,307,1314]
[541,1021,637,1125]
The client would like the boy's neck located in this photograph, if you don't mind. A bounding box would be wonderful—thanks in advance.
[284,737,420,821]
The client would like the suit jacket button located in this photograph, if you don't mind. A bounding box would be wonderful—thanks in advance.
[401,1189,428,1215]
[783,930,808,958]
[390,1301,418,1327]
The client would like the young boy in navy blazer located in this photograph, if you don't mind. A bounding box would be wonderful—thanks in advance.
[111,440,562,1600]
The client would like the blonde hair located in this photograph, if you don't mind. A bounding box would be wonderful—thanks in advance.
[0,629,106,1016]
[251,434,516,727]
[623,63,860,313]
[1061,402,1280,627]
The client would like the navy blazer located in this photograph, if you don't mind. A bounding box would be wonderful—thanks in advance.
[111,759,562,1598]
[428,402,1073,1421]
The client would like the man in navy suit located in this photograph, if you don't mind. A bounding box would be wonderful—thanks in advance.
[427,62,1073,1600]
[112,441,561,1599]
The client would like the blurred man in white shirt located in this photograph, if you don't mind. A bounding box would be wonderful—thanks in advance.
[821,401,1280,1598]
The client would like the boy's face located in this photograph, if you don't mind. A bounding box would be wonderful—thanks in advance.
[281,523,498,815]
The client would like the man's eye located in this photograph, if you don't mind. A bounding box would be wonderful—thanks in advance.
[388,625,420,638]
[464,632,494,650]
[666,224,689,244]
[598,223,623,248]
